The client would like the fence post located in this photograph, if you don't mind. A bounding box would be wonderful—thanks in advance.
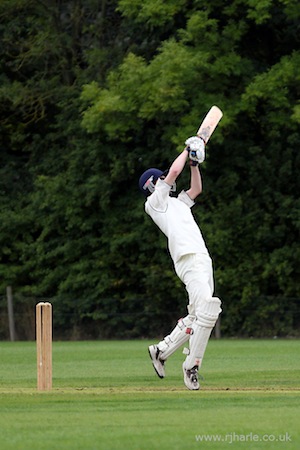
[215,316,221,339]
[6,286,16,341]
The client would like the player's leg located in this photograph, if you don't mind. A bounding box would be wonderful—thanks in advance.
[148,255,199,379]
[182,296,221,390]
[179,254,221,390]
[148,313,195,378]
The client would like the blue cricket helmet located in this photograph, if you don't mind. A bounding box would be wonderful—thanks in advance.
[138,168,163,196]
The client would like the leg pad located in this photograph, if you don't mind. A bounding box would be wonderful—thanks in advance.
[158,314,196,360]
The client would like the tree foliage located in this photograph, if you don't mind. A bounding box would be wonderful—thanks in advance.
[0,0,299,339]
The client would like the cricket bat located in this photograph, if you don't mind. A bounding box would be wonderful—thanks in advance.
[197,106,223,144]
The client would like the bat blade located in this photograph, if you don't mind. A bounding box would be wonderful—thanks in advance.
[197,106,223,144]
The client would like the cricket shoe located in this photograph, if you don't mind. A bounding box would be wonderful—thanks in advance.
[148,345,165,379]
[182,363,200,390]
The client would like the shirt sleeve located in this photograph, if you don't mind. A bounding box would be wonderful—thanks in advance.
[146,179,171,212]
[177,190,195,208]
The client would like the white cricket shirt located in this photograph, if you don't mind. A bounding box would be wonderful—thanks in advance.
[145,179,209,263]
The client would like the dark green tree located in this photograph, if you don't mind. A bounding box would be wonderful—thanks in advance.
[0,0,299,338]
[80,0,300,337]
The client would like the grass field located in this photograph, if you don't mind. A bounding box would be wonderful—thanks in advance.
[0,339,299,449]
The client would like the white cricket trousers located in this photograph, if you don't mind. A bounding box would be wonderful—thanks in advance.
[157,252,220,368]
[174,253,214,316]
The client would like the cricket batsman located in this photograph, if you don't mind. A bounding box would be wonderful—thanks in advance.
[139,136,222,390]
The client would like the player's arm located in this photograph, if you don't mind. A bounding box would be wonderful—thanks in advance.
[163,148,189,187]
[164,136,204,193]
[186,165,202,200]
[184,135,205,200]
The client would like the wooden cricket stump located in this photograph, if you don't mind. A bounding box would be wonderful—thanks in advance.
[36,302,52,391]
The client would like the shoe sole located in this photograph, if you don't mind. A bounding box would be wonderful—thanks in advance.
[182,363,199,390]
[148,346,165,379]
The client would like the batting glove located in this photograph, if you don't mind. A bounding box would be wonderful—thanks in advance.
[185,136,205,164]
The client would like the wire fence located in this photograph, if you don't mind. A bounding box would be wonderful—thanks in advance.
[1,291,299,341]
